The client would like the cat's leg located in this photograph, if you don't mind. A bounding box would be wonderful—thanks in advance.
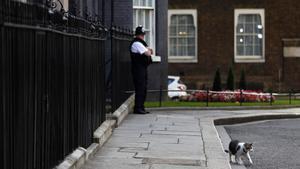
[235,156,239,164]
[229,153,233,163]
[238,158,243,165]
[247,153,253,165]
[236,155,243,165]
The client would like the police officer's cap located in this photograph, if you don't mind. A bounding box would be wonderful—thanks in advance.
[135,25,146,36]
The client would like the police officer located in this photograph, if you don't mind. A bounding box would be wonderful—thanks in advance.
[130,26,153,114]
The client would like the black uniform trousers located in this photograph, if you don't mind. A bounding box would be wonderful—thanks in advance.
[132,63,148,112]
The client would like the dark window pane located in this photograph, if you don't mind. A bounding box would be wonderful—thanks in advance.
[238,15,245,23]
[237,46,244,55]
[178,38,187,45]
[245,46,254,55]
[169,26,177,36]
[254,36,262,46]
[188,46,195,56]
[178,15,187,25]
[245,15,253,23]
[171,15,177,24]
[187,26,195,36]
[245,23,254,33]
[186,15,194,24]
[188,38,195,46]
[169,38,177,46]
[178,46,185,56]
[245,36,254,45]
[254,45,262,55]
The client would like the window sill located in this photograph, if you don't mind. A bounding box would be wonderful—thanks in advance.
[133,6,154,10]
[168,57,198,63]
[234,58,265,63]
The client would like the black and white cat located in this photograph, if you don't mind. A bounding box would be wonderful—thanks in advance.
[225,140,254,165]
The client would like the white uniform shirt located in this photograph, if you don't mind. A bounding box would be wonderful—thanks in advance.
[131,42,148,54]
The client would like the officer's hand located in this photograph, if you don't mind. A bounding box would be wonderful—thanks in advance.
[148,48,153,55]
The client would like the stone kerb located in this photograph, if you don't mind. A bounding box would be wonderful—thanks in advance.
[55,94,135,169]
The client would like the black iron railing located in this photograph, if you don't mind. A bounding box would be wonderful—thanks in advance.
[2,0,109,38]
[1,1,133,169]
[126,89,300,108]
[111,26,134,111]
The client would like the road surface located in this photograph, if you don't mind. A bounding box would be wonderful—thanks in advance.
[225,119,300,169]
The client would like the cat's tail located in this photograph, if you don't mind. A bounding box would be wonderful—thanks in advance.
[224,150,229,153]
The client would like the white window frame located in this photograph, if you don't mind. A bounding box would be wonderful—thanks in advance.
[168,9,198,63]
[133,0,156,54]
[234,9,265,63]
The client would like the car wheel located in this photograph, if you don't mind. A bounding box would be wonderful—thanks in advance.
[171,96,180,101]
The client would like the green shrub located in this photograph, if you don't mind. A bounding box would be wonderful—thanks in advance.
[239,69,246,90]
[226,67,235,90]
[213,68,222,91]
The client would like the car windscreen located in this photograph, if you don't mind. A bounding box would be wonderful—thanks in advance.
[178,79,184,84]
[168,78,175,85]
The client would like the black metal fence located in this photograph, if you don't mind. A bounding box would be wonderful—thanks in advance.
[141,89,300,108]
[111,26,134,111]
[1,1,133,169]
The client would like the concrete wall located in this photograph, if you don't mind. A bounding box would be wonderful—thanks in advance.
[168,0,300,91]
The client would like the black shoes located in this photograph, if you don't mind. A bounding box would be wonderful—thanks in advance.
[133,110,150,114]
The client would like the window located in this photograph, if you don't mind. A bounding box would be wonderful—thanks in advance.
[235,9,265,63]
[133,0,155,52]
[168,10,197,63]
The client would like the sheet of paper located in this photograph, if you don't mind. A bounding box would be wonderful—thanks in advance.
[151,55,161,62]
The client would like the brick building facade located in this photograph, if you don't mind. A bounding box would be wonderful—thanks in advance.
[168,0,300,91]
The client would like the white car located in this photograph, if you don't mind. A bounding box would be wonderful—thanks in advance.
[168,76,188,100]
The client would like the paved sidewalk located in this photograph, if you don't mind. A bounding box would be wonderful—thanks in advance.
[81,108,300,169]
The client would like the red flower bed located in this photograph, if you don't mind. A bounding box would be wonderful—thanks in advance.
[180,90,275,103]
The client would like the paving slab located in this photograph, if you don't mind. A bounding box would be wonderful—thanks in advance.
[81,112,208,169]
[81,108,300,169]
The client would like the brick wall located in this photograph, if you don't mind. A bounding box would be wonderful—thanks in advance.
[169,0,300,91]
